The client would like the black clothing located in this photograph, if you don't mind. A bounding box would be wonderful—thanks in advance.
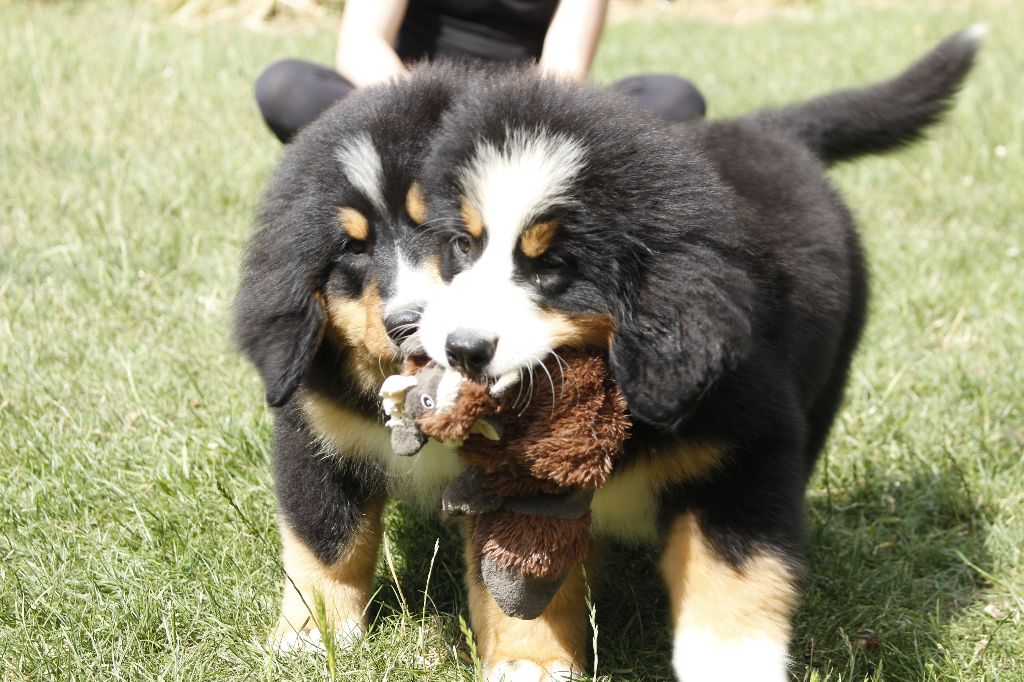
[397,0,559,63]
[255,60,355,144]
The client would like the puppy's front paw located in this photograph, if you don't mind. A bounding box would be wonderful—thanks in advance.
[270,618,364,655]
[486,659,576,682]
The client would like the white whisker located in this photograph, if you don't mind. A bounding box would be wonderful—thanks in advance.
[517,365,536,417]
[511,366,526,410]
[535,355,557,418]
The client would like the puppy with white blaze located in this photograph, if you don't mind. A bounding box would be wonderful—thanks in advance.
[415,28,982,681]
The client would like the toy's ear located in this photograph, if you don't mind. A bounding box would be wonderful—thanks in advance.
[608,248,755,432]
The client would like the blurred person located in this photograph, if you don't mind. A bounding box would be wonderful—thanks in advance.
[255,0,706,142]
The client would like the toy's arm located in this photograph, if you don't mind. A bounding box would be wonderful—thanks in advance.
[442,468,592,520]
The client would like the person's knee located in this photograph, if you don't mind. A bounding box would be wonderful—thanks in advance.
[667,77,707,121]
[612,74,707,123]
[255,59,305,115]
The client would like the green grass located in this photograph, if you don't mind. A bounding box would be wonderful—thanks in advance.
[1,1,1021,679]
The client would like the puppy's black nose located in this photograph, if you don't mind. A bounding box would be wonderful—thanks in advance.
[384,308,421,344]
[445,330,496,375]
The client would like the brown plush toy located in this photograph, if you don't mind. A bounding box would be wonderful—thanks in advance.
[380,344,630,619]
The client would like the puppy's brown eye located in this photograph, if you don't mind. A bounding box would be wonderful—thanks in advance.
[345,239,367,255]
[453,235,472,256]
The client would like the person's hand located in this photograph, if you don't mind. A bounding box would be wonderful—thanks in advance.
[336,0,409,87]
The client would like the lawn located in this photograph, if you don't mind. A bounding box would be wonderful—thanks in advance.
[1,1,1021,680]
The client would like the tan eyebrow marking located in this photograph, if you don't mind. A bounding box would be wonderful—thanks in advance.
[459,197,484,239]
[406,182,428,225]
[338,207,369,241]
[520,219,559,258]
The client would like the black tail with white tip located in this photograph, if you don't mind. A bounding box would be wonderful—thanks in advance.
[758,25,985,166]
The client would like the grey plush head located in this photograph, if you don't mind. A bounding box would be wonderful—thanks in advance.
[401,365,447,419]
[388,365,447,457]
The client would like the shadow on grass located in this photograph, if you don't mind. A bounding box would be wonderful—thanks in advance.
[795,463,993,680]
[588,463,994,681]
[376,503,677,679]
[361,460,992,681]
[591,542,674,680]
[372,504,470,639]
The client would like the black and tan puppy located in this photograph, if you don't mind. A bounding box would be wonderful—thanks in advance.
[412,28,983,680]
[233,63,483,651]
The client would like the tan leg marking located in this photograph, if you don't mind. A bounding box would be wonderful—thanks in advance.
[273,498,384,648]
[465,538,590,679]
[660,513,796,680]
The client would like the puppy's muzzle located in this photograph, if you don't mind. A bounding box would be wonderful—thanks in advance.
[384,307,422,345]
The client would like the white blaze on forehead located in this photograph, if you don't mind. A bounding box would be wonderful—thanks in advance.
[385,254,441,317]
[459,127,586,247]
[335,132,385,212]
[417,129,586,378]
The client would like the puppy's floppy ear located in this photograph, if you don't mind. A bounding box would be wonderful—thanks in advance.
[609,245,756,432]
[233,237,328,408]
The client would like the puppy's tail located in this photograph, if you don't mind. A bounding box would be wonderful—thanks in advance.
[758,25,984,165]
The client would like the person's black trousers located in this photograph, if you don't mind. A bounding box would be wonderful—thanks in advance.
[254,59,707,143]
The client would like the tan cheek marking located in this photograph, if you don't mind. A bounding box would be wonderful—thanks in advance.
[460,197,484,239]
[544,312,616,350]
[325,283,400,394]
[359,284,396,359]
[273,498,384,643]
[338,206,369,241]
[406,182,428,225]
[326,297,366,350]
[464,525,590,673]
[660,513,796,644]
[520,220,559,258]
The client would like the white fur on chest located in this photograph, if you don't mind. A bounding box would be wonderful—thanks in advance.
[301,396,464,512]
[302,394,662,540]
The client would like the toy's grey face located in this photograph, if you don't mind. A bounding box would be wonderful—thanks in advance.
[402,366,447,418]
[387,365,448,457]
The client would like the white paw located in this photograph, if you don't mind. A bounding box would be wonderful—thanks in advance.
[672,630,789,682]
[272,619,364,655]
[486,659,575,682]
[275,628,325,654]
